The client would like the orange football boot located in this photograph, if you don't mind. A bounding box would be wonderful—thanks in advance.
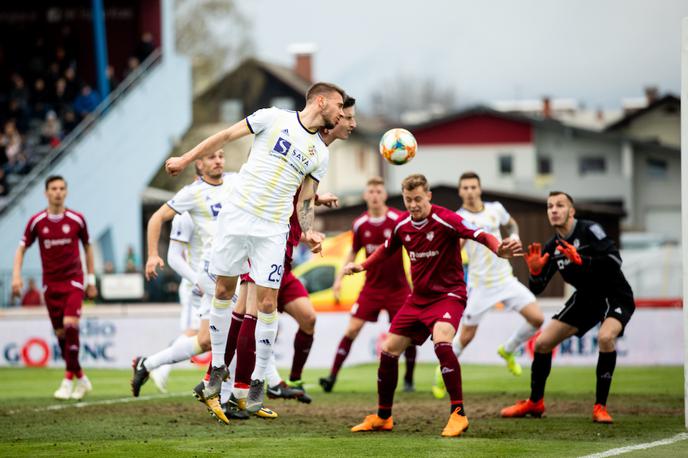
[441,410,469,437]
[351,414,394,432]
[500,399,545,418]
[592,404,613,424]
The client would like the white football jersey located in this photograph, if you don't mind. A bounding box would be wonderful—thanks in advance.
[167,173,236,265]
[458,201,514,289]
[229,107,330,225]
[170,212,201,289]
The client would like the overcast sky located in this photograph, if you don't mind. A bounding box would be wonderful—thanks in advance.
[237,0,688,111]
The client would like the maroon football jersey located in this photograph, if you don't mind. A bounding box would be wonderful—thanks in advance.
[382,204,487,306]
[352,207,409,294]
[21,209,90,285]
[284,189,301,274]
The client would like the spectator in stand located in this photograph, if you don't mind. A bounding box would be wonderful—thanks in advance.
[73,85,101,119]
[21,278,43,306]
[136,32,156,62]
[63,66,79,101]
[40,110,62,147]
[2,120,23,165]
[6,98,29,133]
[9,73,29,108]
[124,246,140,273]
[52,78,70,116]
[62,109,78,135]
[6,152,29,175]
[45,62,61,90]
[123,56,140,80]
[31,78,50,120]
[106,65,120,92]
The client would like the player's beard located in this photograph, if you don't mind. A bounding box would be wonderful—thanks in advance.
[322,108,337,129]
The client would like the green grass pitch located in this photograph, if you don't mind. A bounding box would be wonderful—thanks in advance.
[0,364,684,457]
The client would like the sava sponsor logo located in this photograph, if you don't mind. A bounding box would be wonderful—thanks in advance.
[408,250,440,262]
[43,238,72,249]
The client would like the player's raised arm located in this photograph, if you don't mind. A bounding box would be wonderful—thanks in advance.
[145,204,177,280]
[451,211,522,258]
[165,119,251,176]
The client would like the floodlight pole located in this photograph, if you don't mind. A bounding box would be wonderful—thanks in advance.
[681,17,688,431]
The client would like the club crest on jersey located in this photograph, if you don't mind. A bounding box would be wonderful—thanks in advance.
[281,128,289,136]
[426,231,434,241]
[308,145,316,156]
[573,239,580,248]
[62,224,70,234]
[271,137,292,156]
[383,229,392,239]
[42,227,50,234]
[364,230,371,238]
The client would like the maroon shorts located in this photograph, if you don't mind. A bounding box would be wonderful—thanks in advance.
[277,272,308,312]
[352,288,411,322]
[240,272,308,313]
[388,294,465,346]
[44,281,84,329]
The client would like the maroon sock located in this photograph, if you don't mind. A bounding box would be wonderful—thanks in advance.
[234,314,257,388]
[290,329,314,381]
[435,342,463,410]
[63,324,82,375]
[224,311,244,367]
[377,351,399,419]
[330,336,353,378]
[403,345,416,384]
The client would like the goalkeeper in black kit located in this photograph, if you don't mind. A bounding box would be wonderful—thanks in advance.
[500,191,634,424]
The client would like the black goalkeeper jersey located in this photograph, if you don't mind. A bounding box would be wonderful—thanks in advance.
[529,219,633,298]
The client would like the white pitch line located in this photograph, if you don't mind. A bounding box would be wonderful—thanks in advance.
[5,391,187,415]
[579,432,688,458]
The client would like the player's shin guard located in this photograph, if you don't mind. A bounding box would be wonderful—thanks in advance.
[595,351,616,406]
[64,323,82,375]
[290,329,313,382]
[403,345,416,385]
[503,322,538,354]
[234,314,257,391]
[377,351,399,419]
[435,342,464,413]
[210,297,233,368]
[252,311,278,381]
[530,352,552,402]
[224,311,244,366]
[331,336,353,377]
[145,335,202,371]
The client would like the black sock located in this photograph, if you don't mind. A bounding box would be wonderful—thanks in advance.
[377,407,392,419]
[530,352,552,402]
[451,403,465,415]
[595,351,617,405]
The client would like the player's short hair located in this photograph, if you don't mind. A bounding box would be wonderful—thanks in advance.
[366,176,384,187]
[458,171,481,187]
[343,96,356,109]
[401,174,429,192]
[45,175,66,189]
[549,191,574,206]
[306,82,346,102]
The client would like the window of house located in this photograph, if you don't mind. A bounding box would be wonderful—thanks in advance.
[220,99,242,124]
[498,155,513,175]
[536,155,552,175]
[646,157,668,178]
[270,97,295,111]
[299,265,335,294]
[578,156,606,175]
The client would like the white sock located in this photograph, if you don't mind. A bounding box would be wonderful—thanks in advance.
[144,334,202,371]
[251,310,278,381]
[153,361,172,380]
[452,332,464,357]
[265,352,283,387]
[209,296,233,368]
[504,322,539,354]
[220,379,233,404]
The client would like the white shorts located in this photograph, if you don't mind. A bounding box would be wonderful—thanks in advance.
[198,261,217,321]
[178,280,201,331]
[462,277,536,326]
[210,203,289,289]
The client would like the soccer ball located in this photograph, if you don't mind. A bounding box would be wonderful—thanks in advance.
[379,128,417,165]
